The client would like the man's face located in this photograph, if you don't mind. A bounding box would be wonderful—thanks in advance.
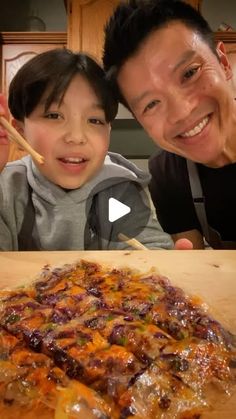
[117,22,236,167]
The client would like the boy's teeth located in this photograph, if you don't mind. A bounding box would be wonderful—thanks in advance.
[181,116,209,138]
[63,157,84,163]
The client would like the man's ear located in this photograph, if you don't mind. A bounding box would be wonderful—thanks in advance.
[216,41,232,80]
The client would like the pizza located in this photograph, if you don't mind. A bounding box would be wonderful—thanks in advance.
[0,259,235,418]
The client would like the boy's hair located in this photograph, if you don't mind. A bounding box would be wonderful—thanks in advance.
[103,0,216,106]
[9,48,118,122]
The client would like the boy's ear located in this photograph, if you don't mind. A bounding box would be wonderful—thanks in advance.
[12,119,25,150]
[216,41,232,80]
[12,119,25,136]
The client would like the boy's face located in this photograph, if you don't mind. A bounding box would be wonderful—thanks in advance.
[117,22,236,167]
[17,74,110,189]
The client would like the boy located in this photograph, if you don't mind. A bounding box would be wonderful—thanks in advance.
[0,48,173,251]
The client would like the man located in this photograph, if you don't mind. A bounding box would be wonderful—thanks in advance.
[103,0,236,249]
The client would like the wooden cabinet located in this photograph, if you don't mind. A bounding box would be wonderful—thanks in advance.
[1,32,66,95]
[0,32,66,161]
[66,0,120,62]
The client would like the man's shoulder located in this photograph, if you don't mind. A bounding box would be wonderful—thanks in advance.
[149,149,184,163]
[149,149,187,176]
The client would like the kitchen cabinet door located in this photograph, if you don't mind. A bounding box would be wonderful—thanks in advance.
[66,0,120,62]
[1,32,66,161]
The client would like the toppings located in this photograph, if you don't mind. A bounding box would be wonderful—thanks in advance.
[0,259,235,418]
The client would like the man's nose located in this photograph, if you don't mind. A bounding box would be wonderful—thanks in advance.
[166,89,197,125]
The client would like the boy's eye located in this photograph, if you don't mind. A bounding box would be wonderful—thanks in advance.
[88,118,105,125]
[143,100,160,114]
[45,112,61,119]
[183,66,200,81]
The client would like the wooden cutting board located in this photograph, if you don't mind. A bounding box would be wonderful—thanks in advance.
[0,249,236,418]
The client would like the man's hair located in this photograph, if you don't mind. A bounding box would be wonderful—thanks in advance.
[9,48,118,122]
[103,0,216,106]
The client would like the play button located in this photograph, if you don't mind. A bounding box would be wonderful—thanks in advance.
[108,197,131,222]
[84,176,151,248]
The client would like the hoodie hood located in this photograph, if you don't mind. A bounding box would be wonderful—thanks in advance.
[5,153,151,250]
[23,152,150,205]
[2,154,172,251]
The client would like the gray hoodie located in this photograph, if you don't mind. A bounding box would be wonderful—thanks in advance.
[0,152,173,250]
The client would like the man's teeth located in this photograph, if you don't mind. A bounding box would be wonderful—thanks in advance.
[181,116,209,138]
[63,157,84,163]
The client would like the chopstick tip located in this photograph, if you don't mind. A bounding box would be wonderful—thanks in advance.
[38,156,45,165]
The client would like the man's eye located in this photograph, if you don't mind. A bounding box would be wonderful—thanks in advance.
[183,66,200,80]
[88,118,105,125]
[143,100,159,113]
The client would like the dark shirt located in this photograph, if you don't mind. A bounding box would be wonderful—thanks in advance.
[148,150,236,242]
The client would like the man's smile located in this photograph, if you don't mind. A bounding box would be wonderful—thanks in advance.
[179,115,210,138]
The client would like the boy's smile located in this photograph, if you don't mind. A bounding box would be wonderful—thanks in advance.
[17,74,110,189]
[57,153,89,175]
[117,22,236,167]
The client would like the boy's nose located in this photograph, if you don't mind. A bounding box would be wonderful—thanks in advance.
[63,123,88,145]
[64,134,87,145]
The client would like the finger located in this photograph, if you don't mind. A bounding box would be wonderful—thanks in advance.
[174,238,193,250]
[0,98,10,170]
[0,136,9,145]
[0,117,9,146]
[0,103,5,117]
[0,94,9,118]
[0,141,9,172]
[0,99,10,145]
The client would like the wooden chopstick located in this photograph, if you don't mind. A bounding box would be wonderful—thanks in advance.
[118,233,148,250]
[0,116,44,165]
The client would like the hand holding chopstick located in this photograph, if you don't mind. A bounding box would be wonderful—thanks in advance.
[0,116,44,165]
[119,233,193,250]
[118,233,148,250]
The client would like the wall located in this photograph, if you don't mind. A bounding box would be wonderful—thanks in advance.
[0,0,30,31]
[0,0,66,31]
[28,0,67,31]
[202,0,236,31]
[110,120,158,170]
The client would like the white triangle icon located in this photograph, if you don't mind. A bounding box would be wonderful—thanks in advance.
[108,197,131,222]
